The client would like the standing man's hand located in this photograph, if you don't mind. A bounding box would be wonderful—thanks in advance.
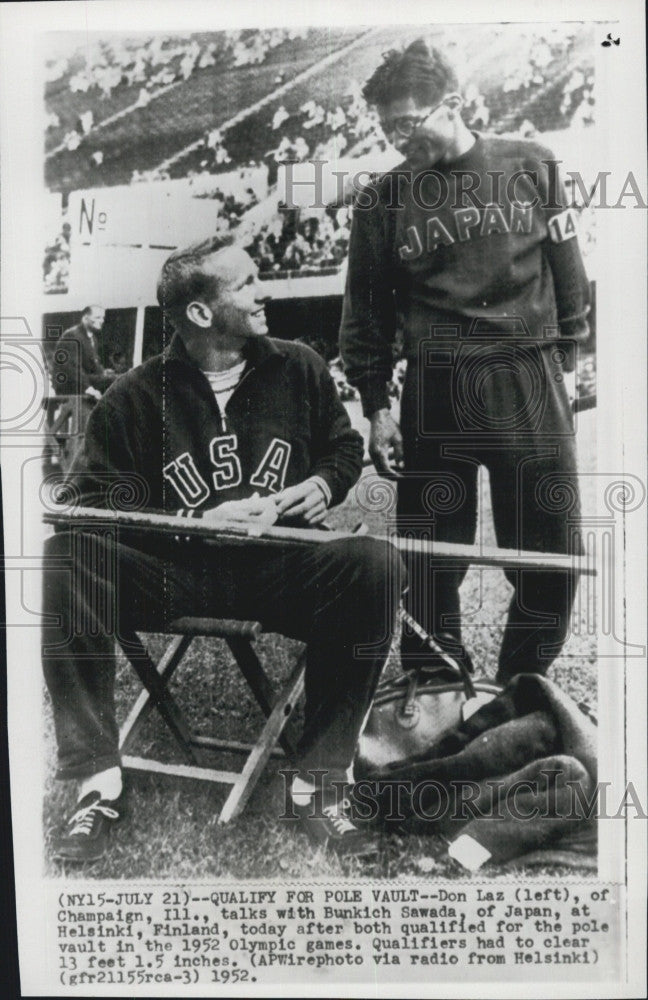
[369,408,404,478]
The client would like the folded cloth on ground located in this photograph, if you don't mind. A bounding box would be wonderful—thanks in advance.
[355,674,597,869]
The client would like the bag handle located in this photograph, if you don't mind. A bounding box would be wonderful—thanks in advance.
[323,520,477,699]
[402,671,420,717]
[399,608,477,700]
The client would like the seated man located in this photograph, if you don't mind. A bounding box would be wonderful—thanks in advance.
[52,304,118,400]
[42,235,404,862]
[45,305,117,470]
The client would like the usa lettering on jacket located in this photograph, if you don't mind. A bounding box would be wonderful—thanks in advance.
[163,435,292,507]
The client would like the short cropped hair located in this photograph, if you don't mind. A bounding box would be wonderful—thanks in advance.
[362,38,459,109]
[157,233,234,324]
[82,304,104,317]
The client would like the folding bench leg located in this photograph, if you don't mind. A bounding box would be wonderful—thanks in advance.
[119,633,193,753]
[118,621,306,820]
[226,636,298,757]
[117,629,201,765]
[218,650,306,824]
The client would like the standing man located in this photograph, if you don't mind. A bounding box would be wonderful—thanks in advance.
[340,39,590,682]
[53,304,117,399]
[43,235,403,862]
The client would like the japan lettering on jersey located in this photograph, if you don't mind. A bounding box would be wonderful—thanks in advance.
[398,202,535,260]
[163,435,291,508]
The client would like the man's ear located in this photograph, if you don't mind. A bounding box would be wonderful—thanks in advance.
[185,299,212,328]
[444,93,464,112]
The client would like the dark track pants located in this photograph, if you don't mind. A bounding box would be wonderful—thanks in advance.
[42,530,403,786]
[397,349,581,681]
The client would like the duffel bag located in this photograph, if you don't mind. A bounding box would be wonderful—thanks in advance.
[356,669,501,776]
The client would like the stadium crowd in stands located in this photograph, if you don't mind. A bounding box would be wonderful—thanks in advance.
[43,221,71,294]
[46,28,311,161]
[44,26,597,410]
[245,206,351,276]
[47,29,310,106]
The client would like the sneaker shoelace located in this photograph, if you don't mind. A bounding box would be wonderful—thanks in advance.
[68,801,119,837]
[322,798,356,835]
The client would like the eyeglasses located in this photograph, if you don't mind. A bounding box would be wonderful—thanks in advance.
[381,99,447,139]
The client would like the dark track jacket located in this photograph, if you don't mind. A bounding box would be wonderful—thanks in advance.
[67,333,364,513]
[340,134,591,416]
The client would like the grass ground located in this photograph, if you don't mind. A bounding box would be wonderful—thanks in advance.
[42,408,596,881]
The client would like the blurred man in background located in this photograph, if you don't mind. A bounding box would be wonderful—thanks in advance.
[52,304,117,400]
[44,305,118,471]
